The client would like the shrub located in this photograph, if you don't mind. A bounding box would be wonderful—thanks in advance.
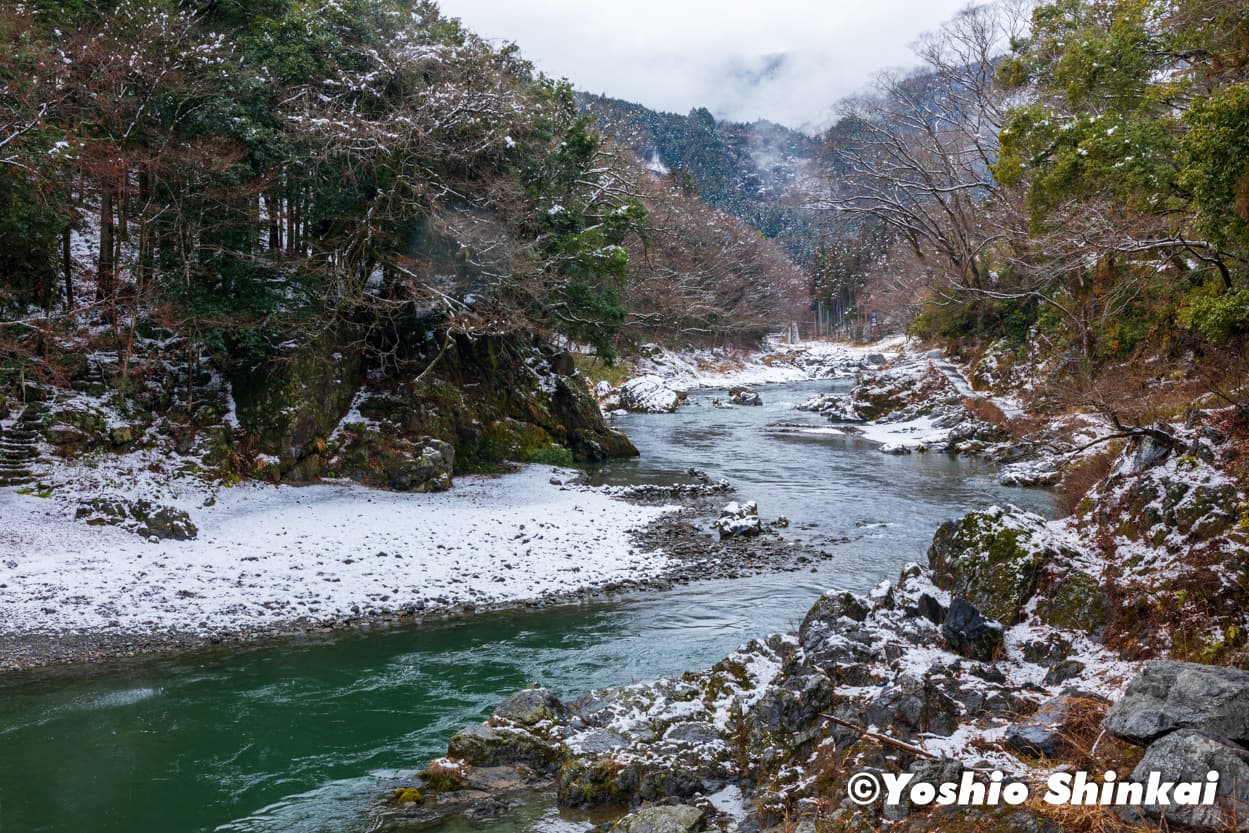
[1178,285,1249,342]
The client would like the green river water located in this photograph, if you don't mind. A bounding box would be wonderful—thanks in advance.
[0,379,1053,833]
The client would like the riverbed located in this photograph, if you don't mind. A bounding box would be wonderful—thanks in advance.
[0,379,1052,833]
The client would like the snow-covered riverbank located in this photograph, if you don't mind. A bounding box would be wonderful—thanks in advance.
[0,465,674,646]
[632,337,905,390]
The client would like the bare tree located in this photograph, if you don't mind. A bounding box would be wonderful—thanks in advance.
[824,1,1032,293]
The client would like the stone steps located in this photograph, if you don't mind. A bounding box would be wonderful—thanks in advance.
[0,404,47,487]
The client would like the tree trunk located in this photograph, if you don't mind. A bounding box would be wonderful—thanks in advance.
[117,170,130,243]
[286,189,296,255]
[264,191,281,251]
[97,182,115,301]
[135,169,151,293]
[62,226,73,309]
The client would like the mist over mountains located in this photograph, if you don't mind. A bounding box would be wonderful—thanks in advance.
[576,92,835,269]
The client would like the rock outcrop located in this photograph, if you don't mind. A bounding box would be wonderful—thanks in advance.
[928,506,1054,625]
[1121,729,1249,831]
[1103,661,1249,745]
[236,330,637,488]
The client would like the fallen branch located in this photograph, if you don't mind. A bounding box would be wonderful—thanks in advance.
[1063,424,1182,459]
[820,712,1003,773]
[820,713,939,760]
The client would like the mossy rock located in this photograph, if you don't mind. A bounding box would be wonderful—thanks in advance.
[457,418,556,472]
[928,506,1061,625]
[557,758,637,807]
[609,805,704,833]
[391,787,424,806]
[108,425,138,446]
[445,724,562,771]
[229,322,365,480]
[528,444,574,466]
[48,407,109,446]
[1034,569,1108,634]
[329,427,453,492]
[1174,484,1237,538]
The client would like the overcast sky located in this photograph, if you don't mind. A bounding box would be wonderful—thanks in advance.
[435,0,972,133]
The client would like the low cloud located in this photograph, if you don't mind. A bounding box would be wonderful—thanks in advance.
[436,0,971,131]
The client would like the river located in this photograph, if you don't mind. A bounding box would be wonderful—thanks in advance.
[0,379,1052,833]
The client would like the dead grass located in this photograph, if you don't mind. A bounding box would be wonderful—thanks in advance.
[962,396,1008,427]
[1057,450,1116,517]
[1053,698,1141,771]
[1023,698,1150,833]
[1029,798,1152,833]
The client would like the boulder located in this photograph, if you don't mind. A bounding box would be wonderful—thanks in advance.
[140,504,199,541]
[1033,569,1108,634]
[715,501,762,539]
[445,723,562,770]
[1005,696,1084,759]
[864,675,960,737]
[611,805,704,833]
[729,387,762,406]
[1020,633,1073,667]
[748,674,838,750]
[618,376,682,413]
[557,757,652,807]
[1118,434,1173,476]
[330,428,454,492]
[928,506,1074,624]
[1120,729,1249,831]
[799,591,870,650]
[942,598,1003,661]
[909,593,946,625]
[1042,660,1086,687]
[491,687,566,727]
[1103,661,1249,744]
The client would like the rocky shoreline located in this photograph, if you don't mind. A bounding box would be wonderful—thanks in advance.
[387,345,1249,833]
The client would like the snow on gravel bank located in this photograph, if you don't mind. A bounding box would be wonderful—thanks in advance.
[0,466,675,636]
[634,337,904,390]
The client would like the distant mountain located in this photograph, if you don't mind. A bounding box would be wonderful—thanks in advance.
[575,93,834,268]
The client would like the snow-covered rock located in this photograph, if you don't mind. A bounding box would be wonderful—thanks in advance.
[796,392,861,421]
[617,375,684,413]
[715,500,762,538]
[728,387,762,406]
[632,337,904,390]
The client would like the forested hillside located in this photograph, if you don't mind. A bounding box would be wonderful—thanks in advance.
[0,0,806,488]
[577,92,836,270]
[820,0,1249,423]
